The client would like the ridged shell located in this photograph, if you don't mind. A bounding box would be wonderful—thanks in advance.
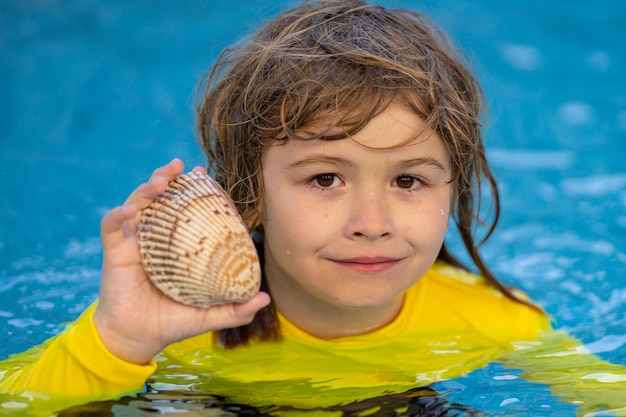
[137,172,261,308]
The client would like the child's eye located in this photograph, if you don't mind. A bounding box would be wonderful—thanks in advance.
[394,175,423,190]
[311,173,341,188]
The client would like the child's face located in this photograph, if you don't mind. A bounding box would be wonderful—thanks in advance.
[261,103,452,335]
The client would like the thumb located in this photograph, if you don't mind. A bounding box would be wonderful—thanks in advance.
[197,291,272,333]
[232,291,272,321]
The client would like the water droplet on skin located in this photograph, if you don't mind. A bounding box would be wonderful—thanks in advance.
[286,249,292,255]
[440,208,445,215]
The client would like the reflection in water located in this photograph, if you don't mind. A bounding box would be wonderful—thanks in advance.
[57,386,484,417]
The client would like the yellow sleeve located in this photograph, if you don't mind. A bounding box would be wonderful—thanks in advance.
[0,303,156,401]
[503,330,626,415]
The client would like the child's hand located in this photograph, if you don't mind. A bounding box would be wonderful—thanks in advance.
[93,159,271,365]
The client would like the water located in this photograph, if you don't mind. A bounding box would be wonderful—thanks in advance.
[1,0,625,415]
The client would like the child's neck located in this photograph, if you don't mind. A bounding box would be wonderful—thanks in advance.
[267,276,405,340]
[285,299,404,339]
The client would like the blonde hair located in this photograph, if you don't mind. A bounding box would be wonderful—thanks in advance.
[196,0,542,347]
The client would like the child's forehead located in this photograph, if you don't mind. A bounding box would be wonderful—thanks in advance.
[290,103,437,148]
[267,103,450,169]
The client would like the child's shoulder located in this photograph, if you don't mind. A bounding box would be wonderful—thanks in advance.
[425,261,499,293]
[424,261,532,303]
[428,260,485,281]
[416,261,504,306]
[405,261,551,341]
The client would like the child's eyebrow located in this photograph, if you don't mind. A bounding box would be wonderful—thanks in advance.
[286,155,357,169]
[395,157,448,172]
[285,155,447,171]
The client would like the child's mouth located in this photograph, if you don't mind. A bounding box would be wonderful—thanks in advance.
[330,256,403,273]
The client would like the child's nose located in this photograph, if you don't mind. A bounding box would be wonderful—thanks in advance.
[345,191,393,240]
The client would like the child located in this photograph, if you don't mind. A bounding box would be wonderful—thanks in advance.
[2,0,625,415]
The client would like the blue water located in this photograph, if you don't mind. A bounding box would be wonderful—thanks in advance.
[1,0,625,415]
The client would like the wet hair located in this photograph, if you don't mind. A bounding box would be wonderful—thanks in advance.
[196,0,543,348]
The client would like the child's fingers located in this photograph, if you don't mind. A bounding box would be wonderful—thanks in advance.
[148,158,185,182]
[101,205,139,247]
[191,166,208,175]
[123,159,185,209]
[103,159,191,250]
[123,177,169,210]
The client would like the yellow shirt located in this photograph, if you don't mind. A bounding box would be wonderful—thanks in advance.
[2,262,625,415]
[162,262,547,405]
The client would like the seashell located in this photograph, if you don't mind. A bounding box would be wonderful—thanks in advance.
[137,171,261,308]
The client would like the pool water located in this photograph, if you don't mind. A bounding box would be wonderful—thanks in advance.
[1,0,625,415]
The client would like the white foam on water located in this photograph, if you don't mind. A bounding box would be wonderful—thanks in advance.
[504,252,567,281]
[34,300,55,310]
[534,233,616,256]
[7,318,43,329]
[1,401,29,410]
[493,375,518,381]
[588,289,626,318]
[585,50,611,72]
[63,237,102,259]
[557,101,594,126]
[584,334,626,355]
[580,373,626,383]
[488,149,574,170]
[500,44,542,71]
[561,174,626,197]
[499,398,520,407]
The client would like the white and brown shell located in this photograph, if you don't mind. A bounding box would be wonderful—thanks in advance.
[137,172,261,308]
